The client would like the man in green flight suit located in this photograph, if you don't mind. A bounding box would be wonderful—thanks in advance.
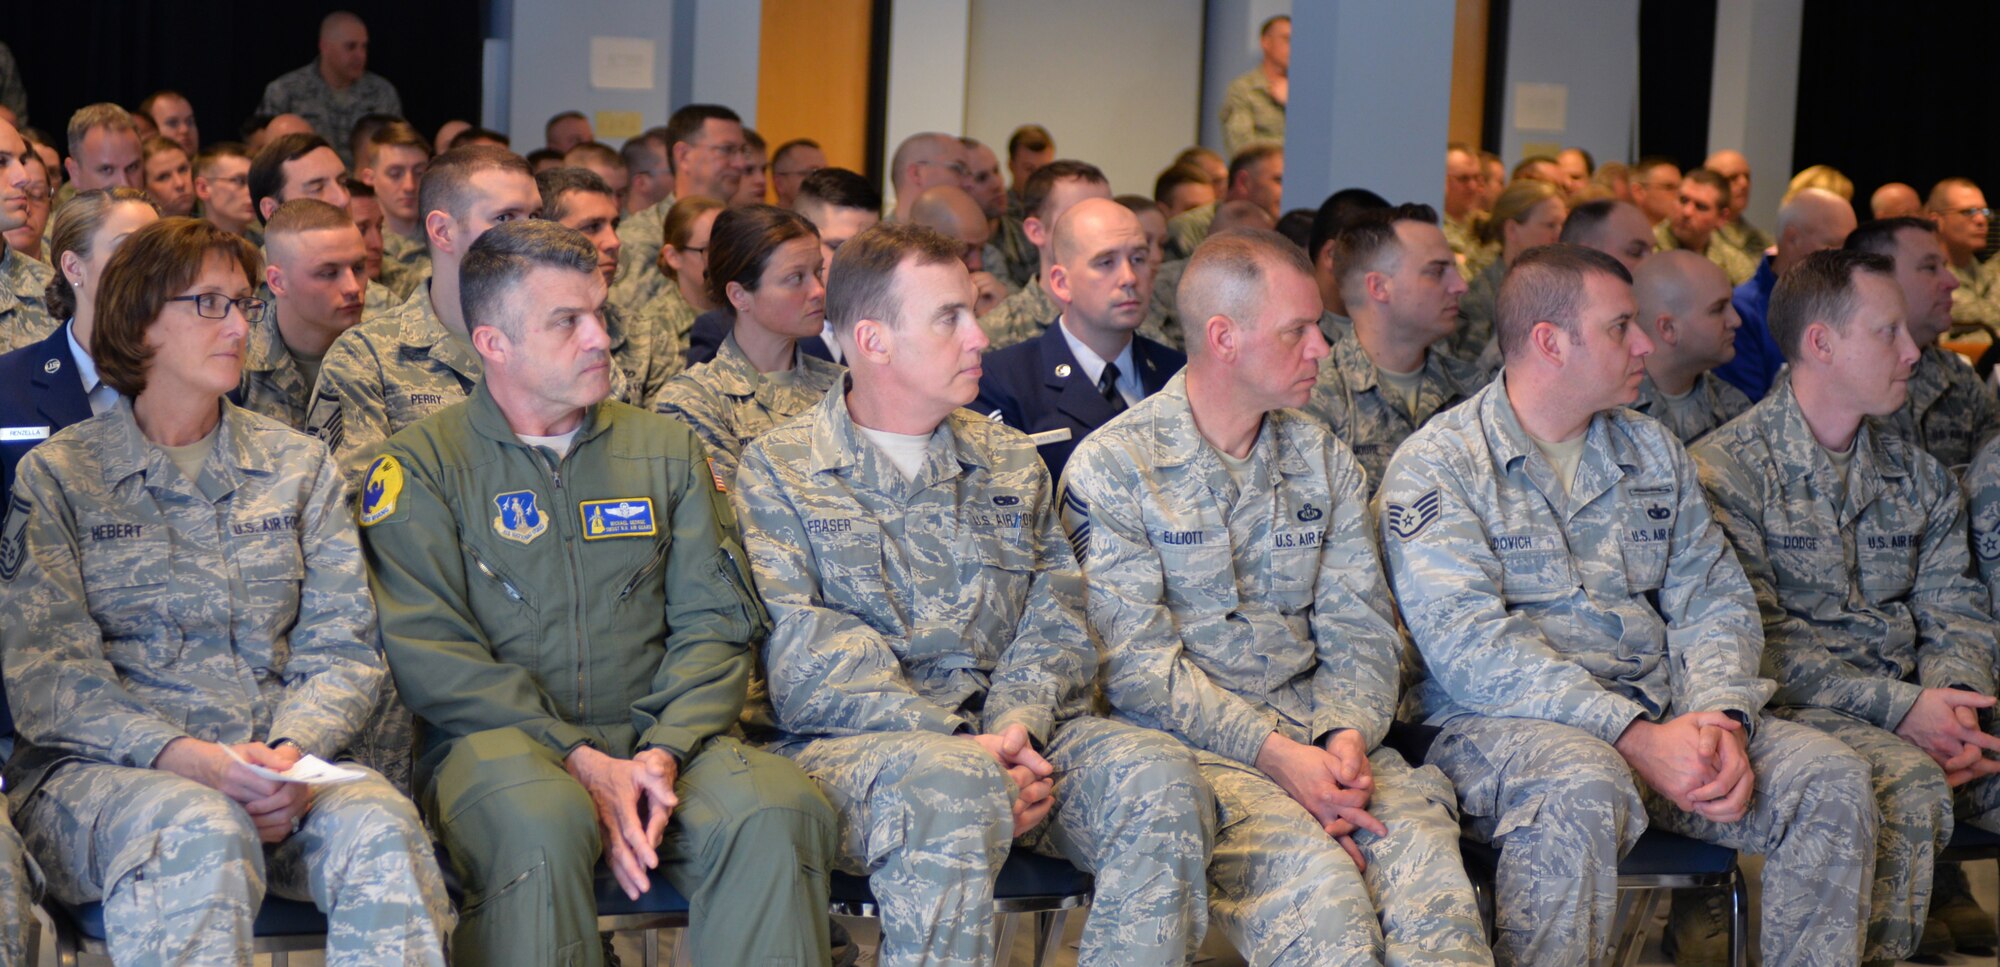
[357,218,836,967]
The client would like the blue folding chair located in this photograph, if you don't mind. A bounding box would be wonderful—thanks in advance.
[1386,723,1749,967]
[829,851,1094,967]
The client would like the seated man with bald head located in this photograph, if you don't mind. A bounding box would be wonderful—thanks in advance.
[974,197,1184,480]
[1718,186,1856,401]
[887,132,967,224]
[978,159,1113,349]
[1872,182,1921,220]
[1061,228,1489,965]
[907,185,1009,317]
[1629,250,1752,443]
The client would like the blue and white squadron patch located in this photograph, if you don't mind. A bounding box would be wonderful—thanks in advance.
[492,490,549,545]
[581,498,657,540]
[1386,490,1442,540]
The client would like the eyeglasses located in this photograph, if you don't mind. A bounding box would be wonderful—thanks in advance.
[167,293,267,323]
[1943,207,1995,219]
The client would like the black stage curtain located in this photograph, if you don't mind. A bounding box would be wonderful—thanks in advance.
[1638,0,1718,169]
[2,0,483,147]
[1796,0,2000,206]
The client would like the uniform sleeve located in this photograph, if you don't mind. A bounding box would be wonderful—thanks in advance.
[656,377,742,491]
[306,333,395,493]
[1219,80,1255,158]
[1694,444,1922,728]
[256,78,286,116]
[360,444,597,758]
[1064,442,1278,765]
[635,428,764,761]
[1968,439,2000,612]
[1374,443,1647,744]
[1306,445,1403,751]
[736,442,970,738]
[1,454,188,769]
[1653,443,1773,725]
[980,460,1098,747]
[1909,462,1998,697]
[267,446,386,757]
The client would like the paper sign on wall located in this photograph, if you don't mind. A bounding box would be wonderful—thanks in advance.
[591,37,656,91]
[596,111,644,140]
[1514,82,1568,132]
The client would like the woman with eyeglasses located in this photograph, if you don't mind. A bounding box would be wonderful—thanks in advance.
[0,217,452,964]
[639,193,725,376]
[656,204,842,489]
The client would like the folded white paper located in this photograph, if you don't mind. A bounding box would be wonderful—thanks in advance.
[224,746,368,785]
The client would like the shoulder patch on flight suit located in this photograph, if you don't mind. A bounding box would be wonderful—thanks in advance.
[358,455,403,527]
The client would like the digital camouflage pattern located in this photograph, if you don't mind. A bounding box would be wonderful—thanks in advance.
[737,387,1211,967]
[1629,372,1751,445]
[1219,68,1285,158]
[1301,330,1481,493]
[1060,373,1489,964]
[1697,383,2000,960]
[256,61,402,166]
[0,245,54,356]
[1878,344,2000,473]
[1653,221,1760,287]
[654,333,843,490]
[978,277,1058,352]
[1374,377,1881,966]
[379,232,430,303]
[0,399,448,963]
[610,195,673,319]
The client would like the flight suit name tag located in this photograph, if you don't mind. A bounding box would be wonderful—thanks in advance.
[580,498,657,540]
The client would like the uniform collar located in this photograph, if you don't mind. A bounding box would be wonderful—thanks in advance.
[100,396,275,496]
[465,379,613,452]
[1478,374,1637,513]
[1143,370,1312,479]
[806,377,987,487]
[396,282,483,379]
[1763,379,1902,518]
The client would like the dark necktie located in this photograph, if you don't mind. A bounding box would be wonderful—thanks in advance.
[1098,362,1128,415]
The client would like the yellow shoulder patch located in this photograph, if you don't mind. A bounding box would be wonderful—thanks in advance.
[358,455,404,526]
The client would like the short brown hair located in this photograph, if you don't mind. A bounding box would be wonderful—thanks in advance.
[360,119,431,170]
[1768,248,1895,362]
[93,217,262,398]
[249,133,336,225]
[1152,163,1211,206]
[1176,229,1313,349]
[825,222,961,336]
[193,141,251,176]
[264,198,358,263]
[1494,243,1632,362]
[460,219,598,343]
[1007,124,1053,160]
[43,188,158,320]
[66,103,137,158]
[705,204,818,309]
[1021,159,1108,223]
[417,143,532,228]
[661,195,726,282]
[140,135,186,167]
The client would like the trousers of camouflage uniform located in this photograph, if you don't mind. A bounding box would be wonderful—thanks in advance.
[17,760,452,965]
[0,799,37,967]
[1429,715,1876,967]
[1774,706,1982,962]
[1202,747,1491,966]
[784,716,1214,967]
[426,727,836,967]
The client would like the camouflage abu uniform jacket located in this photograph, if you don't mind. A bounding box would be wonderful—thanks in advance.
[1,399,382,798]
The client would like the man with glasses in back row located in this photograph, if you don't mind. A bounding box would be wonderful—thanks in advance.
[1928,178,2000,332]
[610,104,746,318]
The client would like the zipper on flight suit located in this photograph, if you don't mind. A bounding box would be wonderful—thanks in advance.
[463,542,527,604]
[532,445,590,722]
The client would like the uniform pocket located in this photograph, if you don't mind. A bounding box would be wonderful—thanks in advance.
[79,537,171,642]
